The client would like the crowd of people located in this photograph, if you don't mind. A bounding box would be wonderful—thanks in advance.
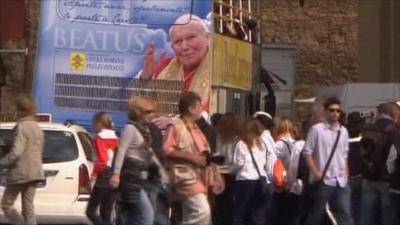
[2,93,400,225]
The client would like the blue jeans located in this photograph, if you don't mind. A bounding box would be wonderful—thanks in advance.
[86,186,118,225]
[123,189,154,225]
[390,192,400,224]
[147,183,169,225]
[270,192,301,225]
[305,183,353,225]
[359,179,396,225]
[349,176,362,225]
[232,180,269,225]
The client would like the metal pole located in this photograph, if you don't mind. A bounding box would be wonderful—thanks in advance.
[239,0,243,23]
[0,48,28,55]
[219,0,223,33]
[248,0,252,42]
[257,0,261,44]
[0,57,4,113]
[229,0,233,22]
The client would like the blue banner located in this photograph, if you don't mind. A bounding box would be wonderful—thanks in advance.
[34,0,212,131]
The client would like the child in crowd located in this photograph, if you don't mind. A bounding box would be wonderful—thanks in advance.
[86,112,119,225]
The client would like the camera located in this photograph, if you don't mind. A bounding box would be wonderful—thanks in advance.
[0,142,11,159]
[201,151,225,166]
[360,111,374,119]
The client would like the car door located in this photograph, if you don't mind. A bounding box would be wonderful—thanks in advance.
[34,129,83,209]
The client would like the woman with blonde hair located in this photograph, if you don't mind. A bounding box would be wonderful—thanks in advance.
[272,117,305,225]
[231,119,268,225]
[273,117,296,171]
[109,96,160,225]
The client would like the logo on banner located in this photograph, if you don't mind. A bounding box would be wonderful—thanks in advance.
[70,52,86,71]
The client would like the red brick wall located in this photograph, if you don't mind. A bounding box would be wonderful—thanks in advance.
[0,0,39,113]
[0,0,25,41]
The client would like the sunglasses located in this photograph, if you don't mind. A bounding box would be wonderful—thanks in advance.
[328,108,342,113]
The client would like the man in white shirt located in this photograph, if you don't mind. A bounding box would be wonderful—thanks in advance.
[303,97,353,225]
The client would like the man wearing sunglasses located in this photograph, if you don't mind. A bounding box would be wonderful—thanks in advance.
[303,97,353,225]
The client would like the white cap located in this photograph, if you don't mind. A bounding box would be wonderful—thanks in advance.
[252,111,272,120]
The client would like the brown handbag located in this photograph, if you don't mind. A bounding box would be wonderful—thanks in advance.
[206,164,225,194]
[170,163,198,187]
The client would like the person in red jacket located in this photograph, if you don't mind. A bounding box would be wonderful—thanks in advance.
[86,112,119,225]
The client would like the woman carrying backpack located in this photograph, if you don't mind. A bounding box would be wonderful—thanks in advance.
[271,117,305,225]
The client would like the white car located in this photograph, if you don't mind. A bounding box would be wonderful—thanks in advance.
[0,119,94,224]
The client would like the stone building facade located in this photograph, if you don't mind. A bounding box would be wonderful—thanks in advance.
[261,0,358,120]
[261,0,358,99]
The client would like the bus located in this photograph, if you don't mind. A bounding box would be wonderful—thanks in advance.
[211,0,262,117]
[33,0,262,130]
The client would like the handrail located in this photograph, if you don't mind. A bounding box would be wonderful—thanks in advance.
[213,13,254,28]
[0,48,28,56]
[214,0,259,18]
[247,0,252,42]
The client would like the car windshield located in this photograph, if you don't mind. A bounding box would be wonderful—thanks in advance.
[0,128,79,163]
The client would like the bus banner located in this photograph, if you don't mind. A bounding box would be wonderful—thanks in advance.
[212,34,253,90]
[34,0,212,129]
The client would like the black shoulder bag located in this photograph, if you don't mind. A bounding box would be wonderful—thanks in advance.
[300,130,342,225]
[247,144,269,196]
